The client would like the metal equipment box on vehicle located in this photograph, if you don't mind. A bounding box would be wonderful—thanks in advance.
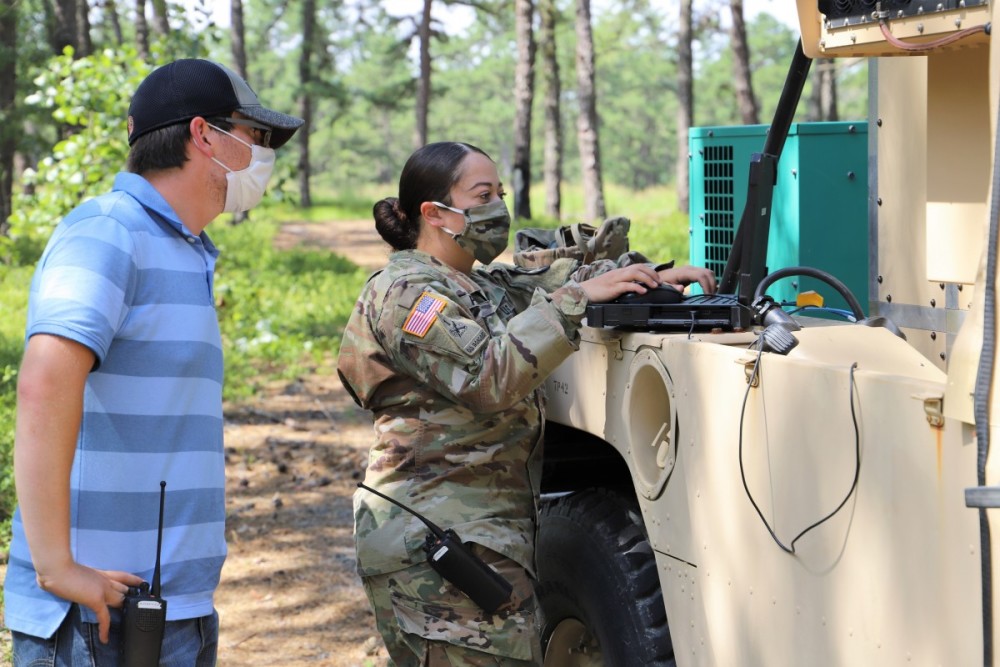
[689,122,868,312]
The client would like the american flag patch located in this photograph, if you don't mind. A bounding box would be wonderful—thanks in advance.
[402,292,447,337]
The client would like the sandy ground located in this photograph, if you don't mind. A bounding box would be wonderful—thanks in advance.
[215,373,387,666]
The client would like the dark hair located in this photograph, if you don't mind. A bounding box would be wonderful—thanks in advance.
[373,141,491,251]
[126,117,236,175]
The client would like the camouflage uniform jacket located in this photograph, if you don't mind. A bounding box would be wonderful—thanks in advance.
[338,249,620,577]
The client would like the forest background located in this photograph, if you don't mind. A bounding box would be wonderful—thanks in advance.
[0,0,867,634]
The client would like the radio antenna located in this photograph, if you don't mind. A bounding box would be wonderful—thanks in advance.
[151,481,166,598]
[357,482,447,540]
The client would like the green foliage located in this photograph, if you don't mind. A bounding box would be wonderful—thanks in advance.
[3,16,235,265]
[4,0,870,212]
[0,264,32,551]
[4,47,152,263]
[270,187,381,222]
[591,2,680,189]
[430,12,518,168]
[210,213,368,401]
[526,181,690,264]
[835,60,870,121]
[695,14,795,127]
[692,13,868,128]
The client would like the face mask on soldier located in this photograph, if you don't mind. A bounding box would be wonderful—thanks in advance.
[433,199,511,264]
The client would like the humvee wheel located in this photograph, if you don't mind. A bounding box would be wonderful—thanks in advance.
[543,615,603,667]
[537,489,674,666]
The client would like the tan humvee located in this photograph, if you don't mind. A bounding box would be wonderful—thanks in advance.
[537,2,999,665]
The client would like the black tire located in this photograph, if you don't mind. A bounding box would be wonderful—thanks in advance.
[537,489,674,667]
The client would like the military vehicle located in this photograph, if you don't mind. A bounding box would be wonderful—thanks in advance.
[535,1,998,665]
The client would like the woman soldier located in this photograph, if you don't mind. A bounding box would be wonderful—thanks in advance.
[337,141,715,666]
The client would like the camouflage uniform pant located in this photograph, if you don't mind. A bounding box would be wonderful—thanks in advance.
[361,545,544,666]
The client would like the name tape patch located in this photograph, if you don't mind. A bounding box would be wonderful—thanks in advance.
[402,292,447,337]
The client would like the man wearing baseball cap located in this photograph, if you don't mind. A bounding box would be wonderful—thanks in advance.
[4,59,302,665]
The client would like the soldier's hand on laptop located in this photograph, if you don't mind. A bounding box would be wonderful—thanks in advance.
[658,265,717,295]
[579,264,662,303]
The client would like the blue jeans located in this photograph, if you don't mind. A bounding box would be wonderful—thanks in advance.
[11,604,218,667]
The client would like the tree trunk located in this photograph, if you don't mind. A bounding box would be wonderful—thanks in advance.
[75,0,92,57]
[50,0,77,54]
[539,0,561,220]
[807,59,839,121]
[135,0,149,60]
[228,0,250,224]
[415,0,432,148]
[151,0,169,37]
[807,68,821,121]
[0,0,16,234]
[105,0,124,44]
[298,0,314,208]
[230,0,247,78]
[729,0,758,125]
[512,0,535,221]
[574,0,605,222]
[819,58,838,121]
[675,0,693,214]
[378,110,394,183]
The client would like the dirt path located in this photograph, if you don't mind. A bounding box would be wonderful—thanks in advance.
[273,217,517,268]
[273,219,392,270]
[217,219,389,666]
[216,372,385,666]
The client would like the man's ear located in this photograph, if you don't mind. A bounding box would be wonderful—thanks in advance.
[188,117,215,157]
[420,201,445,227]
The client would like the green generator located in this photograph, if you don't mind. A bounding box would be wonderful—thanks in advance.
[688,122,869,316]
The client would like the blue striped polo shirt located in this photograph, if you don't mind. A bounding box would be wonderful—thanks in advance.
[3,172,227,638]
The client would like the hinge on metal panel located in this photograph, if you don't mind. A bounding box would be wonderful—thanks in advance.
[913,392,945,427]
[737,353,760,387]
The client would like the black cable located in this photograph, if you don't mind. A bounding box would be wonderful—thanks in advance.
[739,352,861,554]
[972,44,1000,664]
[738,343,790,551]
[754,266,866,321]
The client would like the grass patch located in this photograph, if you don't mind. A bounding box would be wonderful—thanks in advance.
[269,187,383,223]
[519,183,691,265]
[0,265,31,557]
[211,214,369,402]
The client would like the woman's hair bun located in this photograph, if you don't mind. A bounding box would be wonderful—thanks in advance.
[373,197,419,251]
[391,198,408,222]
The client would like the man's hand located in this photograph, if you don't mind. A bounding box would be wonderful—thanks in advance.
[36,562,144,643]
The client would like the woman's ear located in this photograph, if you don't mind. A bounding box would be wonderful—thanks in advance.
[420,201,445,228]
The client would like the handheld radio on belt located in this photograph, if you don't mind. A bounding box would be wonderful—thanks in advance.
[121,481,168,666]
[357,482,513,613]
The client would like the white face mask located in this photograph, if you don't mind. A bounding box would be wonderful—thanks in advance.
[208,123,276,213]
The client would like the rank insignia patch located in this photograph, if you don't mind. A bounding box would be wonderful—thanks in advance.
[402,292,447,337]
